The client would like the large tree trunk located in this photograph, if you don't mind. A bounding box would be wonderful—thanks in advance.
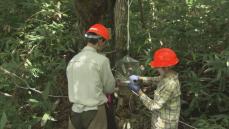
[138,0,146,29]
[73,0,117,52]
[74,0,115,30]
[114,0,127,62]
[73,0,127,62]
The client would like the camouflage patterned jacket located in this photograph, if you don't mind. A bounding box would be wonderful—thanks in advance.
[140,72,181,129]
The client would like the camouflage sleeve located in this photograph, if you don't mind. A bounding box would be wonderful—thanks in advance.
[140,76,161,85]
[139,80,176,111]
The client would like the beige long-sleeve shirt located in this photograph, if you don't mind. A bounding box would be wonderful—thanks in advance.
[66,46,115,113]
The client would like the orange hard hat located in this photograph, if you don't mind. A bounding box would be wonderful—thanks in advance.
[150,48,179,68]
[86,23,110,40]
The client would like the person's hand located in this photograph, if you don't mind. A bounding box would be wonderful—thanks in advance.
[128,82,140,94]
[129,75,139,83]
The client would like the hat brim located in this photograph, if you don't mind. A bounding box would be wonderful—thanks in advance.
[149,59,179,68]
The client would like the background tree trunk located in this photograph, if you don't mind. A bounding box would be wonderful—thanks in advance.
[73,0,127,63]
[138,0,146,29]
[74,0,105,28]
[74,0,115,30]
[114,0,127,62]
[73,0,116,50]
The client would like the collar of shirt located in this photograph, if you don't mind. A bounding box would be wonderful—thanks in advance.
[158,72,178,88]
[82,46,97,53]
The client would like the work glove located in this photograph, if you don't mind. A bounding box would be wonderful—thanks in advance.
[129,75,139,83]
[128,82,140,94]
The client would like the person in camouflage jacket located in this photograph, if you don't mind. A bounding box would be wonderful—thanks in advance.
[128,48,181,129]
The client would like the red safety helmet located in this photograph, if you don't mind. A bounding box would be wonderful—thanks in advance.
[86,23,110,40]
[150,48,179,68]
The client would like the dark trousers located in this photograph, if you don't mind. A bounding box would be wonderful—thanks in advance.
[68,105,107,129]
[70,110,97,129]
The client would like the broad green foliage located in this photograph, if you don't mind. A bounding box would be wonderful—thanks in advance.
[0,0,228,128]
[129,0,229,128]
[0,112,7,129]
[0,0,78,128]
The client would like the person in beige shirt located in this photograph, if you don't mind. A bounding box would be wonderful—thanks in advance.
[66,23,115,129]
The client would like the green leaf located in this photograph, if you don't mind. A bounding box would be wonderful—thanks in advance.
[41,113,50,127]
[41,113,56,127]
[29,98,39,103]
[0,112,7,129]
[42,84,50,100]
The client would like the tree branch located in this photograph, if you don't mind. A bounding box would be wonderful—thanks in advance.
[0,91,13,97]
[0,66,68,98]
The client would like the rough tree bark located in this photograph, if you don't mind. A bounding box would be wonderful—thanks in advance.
[138,0,146,29]
[73,0,127,62]
[114,0,127,62]
[74,0,115,30]
[73,0,116,52]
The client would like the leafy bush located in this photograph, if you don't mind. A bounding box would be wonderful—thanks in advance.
[0,0,79,128]
[0,0,228,128]
[129,0,229,128]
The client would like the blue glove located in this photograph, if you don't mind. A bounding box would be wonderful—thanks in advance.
[128,82,140,94]
[129,75,139,83]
